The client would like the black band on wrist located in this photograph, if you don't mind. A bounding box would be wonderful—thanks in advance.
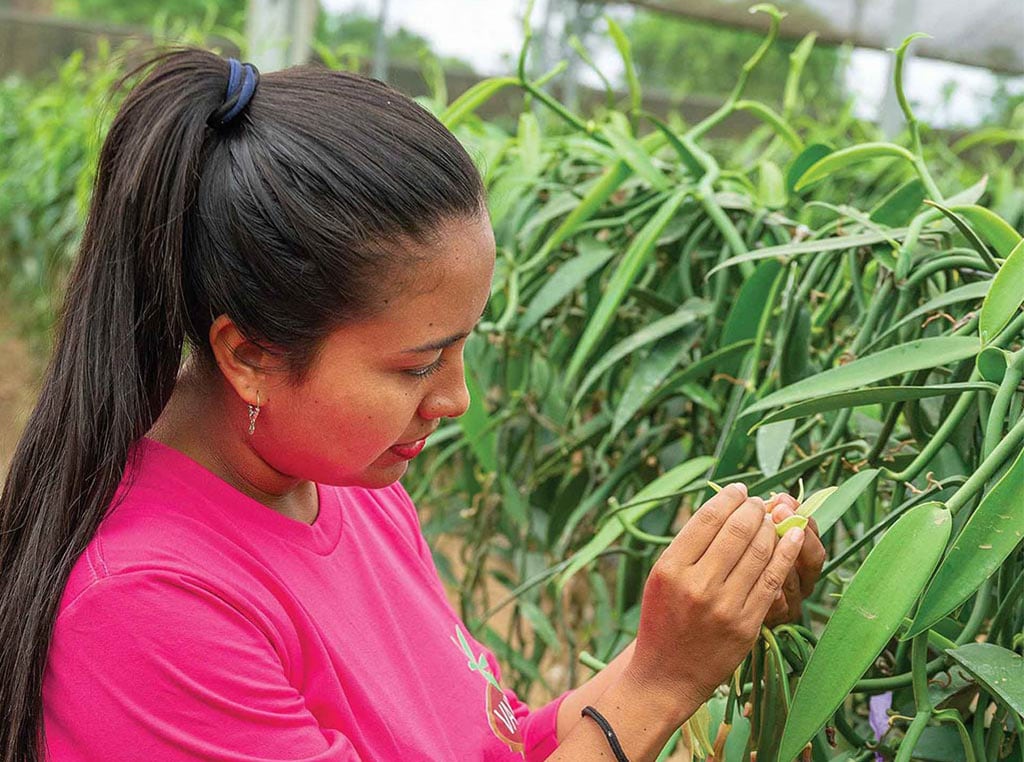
[581,705,631,762]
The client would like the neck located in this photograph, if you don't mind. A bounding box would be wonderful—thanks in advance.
[146,356,319,524]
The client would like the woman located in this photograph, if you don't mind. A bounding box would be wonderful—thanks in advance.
[0,50,825,761]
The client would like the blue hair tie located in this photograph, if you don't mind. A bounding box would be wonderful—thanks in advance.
[208,57,260,128]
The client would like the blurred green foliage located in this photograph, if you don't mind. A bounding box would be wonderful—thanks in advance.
[0,44,121,340]
[52,0,247,32]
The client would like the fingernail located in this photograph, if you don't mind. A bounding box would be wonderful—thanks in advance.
[729,482,748,498]
[784,527,805,544]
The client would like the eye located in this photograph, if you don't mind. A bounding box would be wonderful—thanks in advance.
[407,356,446,379]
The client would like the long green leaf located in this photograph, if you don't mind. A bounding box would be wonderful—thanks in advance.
[794,142,915,191]
[946,643,1024,717]
[907,446,1024,638]
[734,100,803,151]
[752,382,993,429]
[440,76,518,128]
[459,350,497,473]
[808,468,879,535]
[565,187,690,382]
[778,502,952,762]
[527,161,632,270]
[600,123,669,191]
[518,239,615,332]
[611,341,685,437]
[706,228,910,278]
[558,456,715,589]
[606,16,641,115]
[980,238,1024,343]
[573,300,712,407]
[744,337,982,415]
[950,205,1022,258]
[924,200,999,272]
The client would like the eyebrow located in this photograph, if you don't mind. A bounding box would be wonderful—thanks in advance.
[401,331,471,354]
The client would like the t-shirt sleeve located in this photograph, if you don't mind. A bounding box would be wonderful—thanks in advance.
[44,569,361,761]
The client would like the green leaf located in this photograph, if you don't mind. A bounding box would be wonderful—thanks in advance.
[611,341,685,437]
[945,643,1024,716]
[558,456,716,589]
[734,100,802,151]
[979,238,1024,343]
[907,446,1024,638]
[644,112,706,178]
[518,238,615,332]
[600,123,670,191]
[794,142,915,191]
[752,383,992,428]
[458,347,498,473]
[606,16,641,115]
[573,300,712,407]
[870,179,926,227]
[517,112,543,179]
[941,175,990,207]
[976,346,1011,383]
[796,487,839,519]
[440,76,518,128]
[518,599,561,651]
[565,187,690,383]
[924,200,999,272]
[758,159,787,209]
[778,502,952,762]
[707,228,911,278]
[875,281,989,343]
[744,337,982,415]
[719,260,784,376]
[527,161,632,270]
[756,419,794,477]
[949,205,1022,257]
[807,469,880,535]
[787,142,832,192]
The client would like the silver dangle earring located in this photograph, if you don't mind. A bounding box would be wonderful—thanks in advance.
[247,391,261,436]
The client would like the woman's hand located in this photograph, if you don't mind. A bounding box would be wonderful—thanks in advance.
[763,494,827,627]
[625,483,806,718]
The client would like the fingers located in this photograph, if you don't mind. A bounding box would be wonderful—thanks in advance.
[724,517,777,592]
[770,503,794,528]
[797,522,827,598]
[769,503,827,599]
[771,493,800,513]
[744,527,805,616]
[699,497,767,580]
[669,483,750,566]
[764,588,790,627]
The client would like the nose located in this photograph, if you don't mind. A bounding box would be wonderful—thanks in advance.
[418,356,471,421]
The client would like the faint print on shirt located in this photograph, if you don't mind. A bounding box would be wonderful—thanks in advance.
[452,625,526,756]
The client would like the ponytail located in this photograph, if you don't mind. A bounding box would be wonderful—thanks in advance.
[0,50,233,762]
[0,45,484,761]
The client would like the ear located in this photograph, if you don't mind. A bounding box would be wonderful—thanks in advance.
[208,314,277,405]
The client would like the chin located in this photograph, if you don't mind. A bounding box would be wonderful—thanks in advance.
[347,461,409,490]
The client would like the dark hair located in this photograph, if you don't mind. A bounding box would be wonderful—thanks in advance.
[0,47,484,761]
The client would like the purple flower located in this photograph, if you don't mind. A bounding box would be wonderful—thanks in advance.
[869,692,893,761]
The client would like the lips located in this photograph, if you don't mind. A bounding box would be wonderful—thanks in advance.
[389,437,428,460]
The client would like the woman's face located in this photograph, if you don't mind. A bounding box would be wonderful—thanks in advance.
[255,213,496,489]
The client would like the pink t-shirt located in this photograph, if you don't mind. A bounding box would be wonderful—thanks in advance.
[43,438,565,760]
